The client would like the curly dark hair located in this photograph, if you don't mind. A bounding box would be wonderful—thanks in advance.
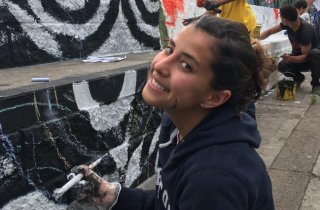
[192,15,276,112]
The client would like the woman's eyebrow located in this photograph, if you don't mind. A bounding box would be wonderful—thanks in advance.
[170,38,200,66]
[181,52,199,66]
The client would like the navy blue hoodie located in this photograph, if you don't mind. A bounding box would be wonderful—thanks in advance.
[113,105,274,210]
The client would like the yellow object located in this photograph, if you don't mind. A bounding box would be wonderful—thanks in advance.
[252,24,261,39]
[276,79,296,101]
[220,1,257,34]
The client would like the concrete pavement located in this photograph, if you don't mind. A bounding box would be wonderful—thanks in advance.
[257,72,320,210]
[1,51,320,209]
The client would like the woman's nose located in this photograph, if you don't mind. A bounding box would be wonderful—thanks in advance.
[153,55,174,77]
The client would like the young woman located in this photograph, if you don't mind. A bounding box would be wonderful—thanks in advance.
[68,15,276,210]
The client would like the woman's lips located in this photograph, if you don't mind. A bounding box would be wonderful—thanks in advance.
[150,78,169,92]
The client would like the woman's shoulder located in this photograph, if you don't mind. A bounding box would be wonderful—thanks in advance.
[182,143,262,175]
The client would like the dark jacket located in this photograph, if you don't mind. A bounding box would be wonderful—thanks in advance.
[114,104,274,210]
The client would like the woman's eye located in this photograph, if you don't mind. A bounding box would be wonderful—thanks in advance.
[182,62,192,72]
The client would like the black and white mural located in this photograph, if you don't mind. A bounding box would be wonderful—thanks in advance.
[0,0,161,68]
[0,67,162,209]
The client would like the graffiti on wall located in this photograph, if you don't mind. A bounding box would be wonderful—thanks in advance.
[0,0,161,68]
[0,67,162,209]
[162,0,184,27]
[250,5,281,32]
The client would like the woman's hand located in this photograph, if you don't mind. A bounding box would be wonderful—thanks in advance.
[72,165,121,209]
[89,179,121,207]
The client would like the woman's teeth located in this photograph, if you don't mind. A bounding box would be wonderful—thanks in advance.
[152,78,168,92]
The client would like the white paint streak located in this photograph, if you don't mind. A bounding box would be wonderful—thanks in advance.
[119,70,137,98]
[90,7,155,56]
[0,156,15,178]
[6,2,62,57]
[124,140,143,187]
[27,0,111,39]
[144,0,159,13]
[84,68,138,130]
[55,0,86,10]
[73,81,100,110]
[110,126,160,187]
[128,0,160,37]
[110,135,130,169]
[0,31,7,47]
[2,191,67,210]
[103,136,131,185]
[148,125,160,157]
[107,126,160,187]
[73,76,135,131]
[88,96,133,131]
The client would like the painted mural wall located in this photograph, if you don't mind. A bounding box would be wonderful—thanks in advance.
[0,0,282,69]
[0,0,161,69]
[0,66,162,209]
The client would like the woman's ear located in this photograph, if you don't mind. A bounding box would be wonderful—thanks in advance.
[201,90,231,109]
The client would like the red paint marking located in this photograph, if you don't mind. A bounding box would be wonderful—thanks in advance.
[273,8,280,22]
[197,0,204,7]
[163,0,184,27]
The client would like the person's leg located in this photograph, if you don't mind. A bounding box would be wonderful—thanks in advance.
[314,12,320,49]
[308,48,320,94]
[277,60,291,75]
[278,60,307,86]
[308,48,320,86]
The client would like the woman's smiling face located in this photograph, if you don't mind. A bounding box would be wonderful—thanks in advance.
[142,25,217,112]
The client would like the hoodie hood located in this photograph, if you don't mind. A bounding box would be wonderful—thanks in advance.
[164,104,261,162]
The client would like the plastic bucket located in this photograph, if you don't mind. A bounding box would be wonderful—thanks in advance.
[276,79,296,101]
